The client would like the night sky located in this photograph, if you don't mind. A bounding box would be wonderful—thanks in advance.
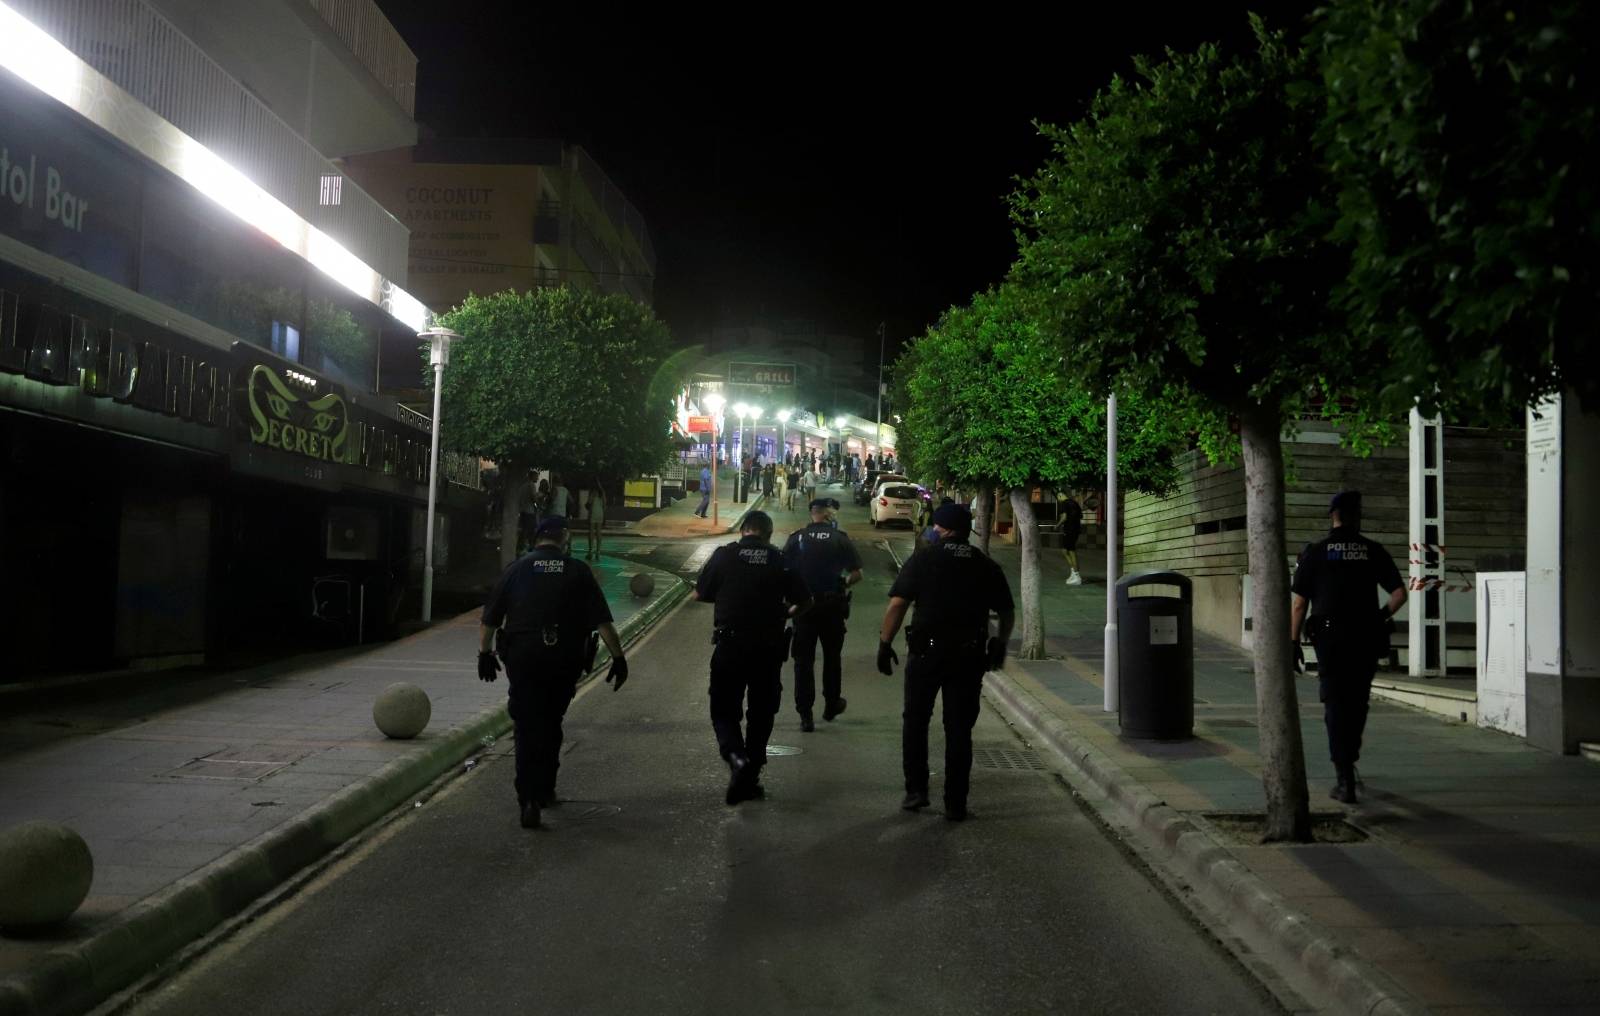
[373,2,1320,351]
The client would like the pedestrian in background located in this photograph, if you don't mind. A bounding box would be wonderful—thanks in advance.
[877,504,1015,821]
[1290,490,1407,805]
[517,469,540,554]
[786,461,803,511]
[1059,492,1084,585]
[548,475,570,519]
[763,461,776,498]
[692,511,812,804]
[478,516,629,829]
[695,462,712,518]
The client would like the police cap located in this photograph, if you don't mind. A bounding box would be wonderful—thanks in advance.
[535,515,569,539]
[809,497,840,511]
[1328,490,1362,517]
[931,503,972,535]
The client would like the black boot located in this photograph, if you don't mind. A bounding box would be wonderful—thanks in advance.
[800,711,815,733]
[726,753,751,805]
[520,801,542,829]
[901,790,931,811]
[1330,766,1358,805]
[823,697,847,722]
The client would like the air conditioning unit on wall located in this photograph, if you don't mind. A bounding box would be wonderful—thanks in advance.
[326,506,381,560]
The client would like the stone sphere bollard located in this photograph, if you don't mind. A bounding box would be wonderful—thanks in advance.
[629,572,655,598]
[373,682,431,739]
[0,821,94,929]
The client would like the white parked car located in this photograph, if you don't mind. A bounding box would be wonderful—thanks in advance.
[871,480,925,528]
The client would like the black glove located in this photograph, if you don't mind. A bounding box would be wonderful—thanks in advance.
[477,651,501,683]
[877,641,899,676]
[1292,640,1306,674]
[606,655,629,692]
[986,636,1006,672]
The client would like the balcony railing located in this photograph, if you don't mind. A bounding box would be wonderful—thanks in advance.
[305,0,418,117]
[8,0,410,284]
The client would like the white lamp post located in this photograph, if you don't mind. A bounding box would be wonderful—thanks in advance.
[776,408,792,462]
[420,326,462,624]
[704,392,725,526]
[732,402,751,494]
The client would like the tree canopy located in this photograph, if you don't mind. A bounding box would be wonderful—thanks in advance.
[1315,0,1600,420]
[435,287,678,480]
[894,287,1183,496]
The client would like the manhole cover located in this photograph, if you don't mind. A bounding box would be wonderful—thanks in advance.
[765,744,803,757]
[972,748,1047,771]
[167,758,291,782]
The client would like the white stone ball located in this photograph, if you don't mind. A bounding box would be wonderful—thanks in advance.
[0,821,93,929]
[629,572,655,598]
[373,682,432,739]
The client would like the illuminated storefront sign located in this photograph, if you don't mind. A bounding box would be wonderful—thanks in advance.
[728,361,795,387]
[0,283,431,485]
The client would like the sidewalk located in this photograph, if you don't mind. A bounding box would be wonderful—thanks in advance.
[962,541,1600,1013]
[632,467,764,539]
[0,553,688,1016]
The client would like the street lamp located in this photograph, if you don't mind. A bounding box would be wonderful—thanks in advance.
[732,402,751,469]
[776,408,792,463]
[419,326,463,624]
[703,392,725,526]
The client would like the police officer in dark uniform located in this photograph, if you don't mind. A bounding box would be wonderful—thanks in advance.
[479,516,629,829]
[693,510,812,804]
[1290,491,1407,805]
[782,497,864,731]
[877,503,1014,821]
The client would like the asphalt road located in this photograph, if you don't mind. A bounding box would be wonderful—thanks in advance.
[126,496,1280,1016]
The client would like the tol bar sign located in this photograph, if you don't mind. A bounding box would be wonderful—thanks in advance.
[1,145,90,232]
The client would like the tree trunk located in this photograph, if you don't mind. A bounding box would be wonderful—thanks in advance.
[500,461,523,570]
[1238,406,1312,843]
[975,487,994,556]
[1010,488,1046,659]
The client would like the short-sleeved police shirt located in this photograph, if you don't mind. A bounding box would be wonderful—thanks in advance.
[1291,527,1404,620]
[888,537,1014,633]
[695,535,811,635]
[782,522,863,598]
[482,547,614,636]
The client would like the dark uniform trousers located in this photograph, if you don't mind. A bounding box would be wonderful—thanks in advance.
[1313,618,1378,769]
[709,633,784,770]
[902,637,987,806]
[502,634,582,805]
[792,596,846,713]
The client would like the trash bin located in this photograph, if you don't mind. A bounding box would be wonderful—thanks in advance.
[1116,570,1194,740]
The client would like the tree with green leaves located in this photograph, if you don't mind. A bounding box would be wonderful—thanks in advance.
[1315,0,1599,420]
[895,287,1183,659]
[1010,21,1356,841]
[436,287,678,566]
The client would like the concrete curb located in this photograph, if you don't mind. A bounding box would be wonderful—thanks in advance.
[982,670,1427,1016]
[0,573,691,1016]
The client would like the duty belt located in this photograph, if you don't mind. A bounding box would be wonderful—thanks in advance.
[906,625,985,657]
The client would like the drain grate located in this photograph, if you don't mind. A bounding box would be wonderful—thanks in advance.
[972,748,1048,771]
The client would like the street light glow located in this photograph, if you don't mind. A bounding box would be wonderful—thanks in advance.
[777,409,793,422]
[703,392,725,414]
[749,406,763,421]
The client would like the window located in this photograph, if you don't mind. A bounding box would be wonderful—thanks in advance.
[271,320,300,362]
